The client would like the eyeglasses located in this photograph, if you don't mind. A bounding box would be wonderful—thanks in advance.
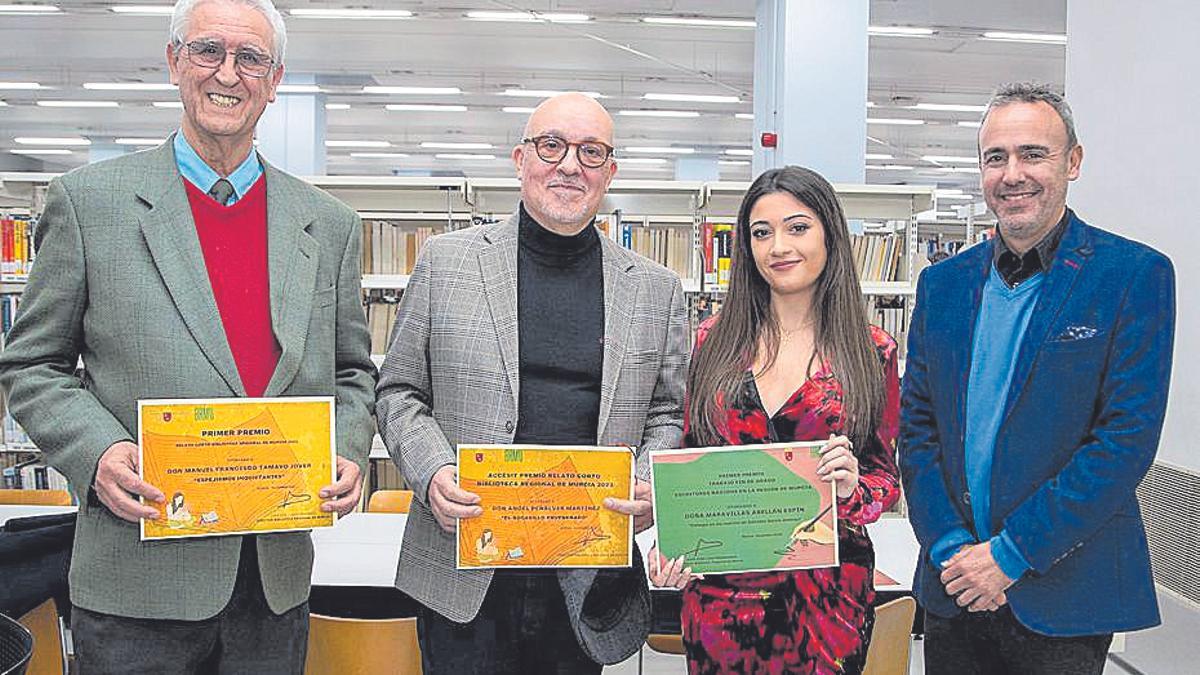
[522,135,614,169]
[178,39,276,79]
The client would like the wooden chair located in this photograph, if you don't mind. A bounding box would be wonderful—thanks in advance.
[863,596,917,675]
[367,489,413,514]
[0,489,72,506]
[304,614,421,675]
[17,598,67,675]
[638,632,686,674]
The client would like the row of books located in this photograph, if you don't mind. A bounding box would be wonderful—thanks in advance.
[2,460,67,491]
[852,233,905,283]
[361,221,438,277]
[1,218,34,276]
[619,222,692,280]
[865,296,909,356]
[700,222,734,290]
[922,238,966,260]
[1,294,19,340]
[365,292,401,355]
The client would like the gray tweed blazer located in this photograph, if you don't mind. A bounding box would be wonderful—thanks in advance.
[376,211,688,664]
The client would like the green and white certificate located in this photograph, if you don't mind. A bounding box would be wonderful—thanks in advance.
[650,442,838,575]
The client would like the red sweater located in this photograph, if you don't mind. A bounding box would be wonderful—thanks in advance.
[184,176,280,397]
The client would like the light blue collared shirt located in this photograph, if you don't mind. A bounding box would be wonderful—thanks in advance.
[173,131,263,205]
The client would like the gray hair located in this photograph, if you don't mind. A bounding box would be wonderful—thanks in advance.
[170,0,287,64]
[980,82,1078,149]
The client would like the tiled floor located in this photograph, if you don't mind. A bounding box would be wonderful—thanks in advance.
[605,590,1200,674]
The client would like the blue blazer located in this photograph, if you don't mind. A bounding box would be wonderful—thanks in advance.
[899,211,1174,636]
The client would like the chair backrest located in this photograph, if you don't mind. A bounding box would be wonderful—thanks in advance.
[646,633,686,655]
[0,490,72,507]
[367,490,413,514]
[17,598,65,675]
[863,596,917,675]
[304,614,421,675]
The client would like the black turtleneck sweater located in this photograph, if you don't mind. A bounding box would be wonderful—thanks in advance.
[514,204,605,444]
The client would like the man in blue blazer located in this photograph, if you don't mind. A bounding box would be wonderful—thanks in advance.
[900,82,1175,675]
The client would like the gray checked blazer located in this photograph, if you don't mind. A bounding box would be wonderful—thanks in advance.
[0,138,377,620]
[375,211,688,664]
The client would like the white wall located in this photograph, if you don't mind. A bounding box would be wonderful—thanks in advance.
[1066,1,1200,471]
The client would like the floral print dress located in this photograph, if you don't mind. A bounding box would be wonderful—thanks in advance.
[680,320,901,675]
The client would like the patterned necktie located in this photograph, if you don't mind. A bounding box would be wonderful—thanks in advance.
[208,178,235,205]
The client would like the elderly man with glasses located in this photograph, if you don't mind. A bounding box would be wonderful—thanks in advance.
[377,92,689,673]
[0,1,376,672]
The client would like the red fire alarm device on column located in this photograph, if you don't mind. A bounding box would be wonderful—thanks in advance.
[760,132,778,148]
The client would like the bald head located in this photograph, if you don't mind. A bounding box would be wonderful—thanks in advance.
[512,92,618,236]
[522,92,614,145]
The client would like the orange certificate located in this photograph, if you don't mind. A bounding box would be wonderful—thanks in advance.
[456,445,634,569]
[138,397,336,541]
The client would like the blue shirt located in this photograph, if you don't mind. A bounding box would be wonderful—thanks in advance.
[173,131,262,205]
[930,264,1038,581]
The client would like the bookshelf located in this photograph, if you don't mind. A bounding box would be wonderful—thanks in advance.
[0,172,936,494]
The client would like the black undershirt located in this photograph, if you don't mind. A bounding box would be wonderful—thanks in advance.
[513,204,605,445]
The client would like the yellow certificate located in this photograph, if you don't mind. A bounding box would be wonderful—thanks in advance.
[456,445,634,569]
[138,397,336,540]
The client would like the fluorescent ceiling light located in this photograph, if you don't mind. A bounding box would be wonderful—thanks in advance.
[937,193,974,201]
[15,136,90,146]
[718,160,750,166]
[624,146,695,154]
[109,5,172,15]
[864,153,894,160]
[867,117,925,126]
[866,164,915,171]
[277,84,322,94]
[37,100,119,108]
[618,157,668,165]
[734,113,754,120]
[11,148,72,155]
[326,140,391,148]
[421,141,493,150]
[465,11,589,23]
[114,137,164,146]
[153,100,183,108]
[0,4,61,13]
[618,109,701,118]
[363,86,461,95]
[957,121,982,128]
[910,103,987,113]
[0,81,42,89]
[83,82,175,91]
[922,155,977,163]
[981,31,1067,45]
[386,104,468,112]
[325,103,350,110]
[938,166,981,174]
[866,101,877,108]
[502,89,602,99]
[435,153,496,160]
[290,8,413,19]
[642,17,755,28]
[643,93,740,104]
[724,148,753,156]
[868,25,935,37]
[501,106,536,114]
[350,152,411,158]
[619,165,670,171]
[0,101,6,106]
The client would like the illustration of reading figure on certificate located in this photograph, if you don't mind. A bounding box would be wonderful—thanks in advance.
[476,529,501,563]
[166,492,194,529]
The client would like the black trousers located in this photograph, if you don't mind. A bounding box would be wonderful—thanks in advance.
[417,571,601,675]
[924,606,1112,675]
[72,538,309,675]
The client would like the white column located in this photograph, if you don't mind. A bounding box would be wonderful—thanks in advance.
[753,0,869,182]
[256,75,326,176]
[1066,1,1200,470]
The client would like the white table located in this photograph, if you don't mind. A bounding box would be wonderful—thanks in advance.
[311,512,406,586]
[0,504,77,527]
[309,512,919,591]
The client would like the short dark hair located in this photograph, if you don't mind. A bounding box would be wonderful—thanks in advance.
[980,82,1078,149]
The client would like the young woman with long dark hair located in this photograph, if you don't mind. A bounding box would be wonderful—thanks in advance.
[650,166,901,674]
